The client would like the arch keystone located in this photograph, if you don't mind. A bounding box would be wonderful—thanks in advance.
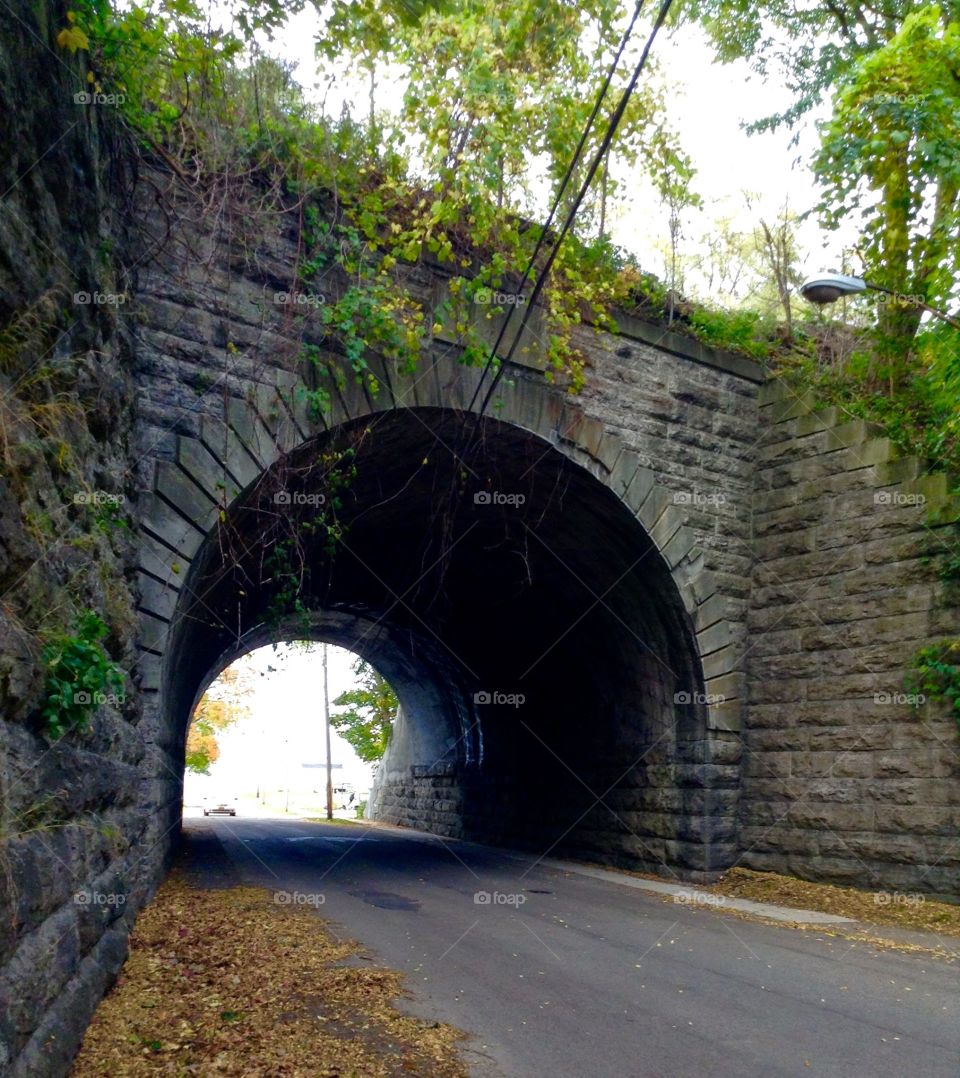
[622,466,655,512]
[649,504,684,552]
[199,416,262,489]
[176,436,238,503]
[661,525,697,570]
[706,700,742,733]
[155,461,219,534]
[608,450,641,498]
[249,381,302,453]
[138,490,206,561]
[136,571,180,622]
[636,485,672,531]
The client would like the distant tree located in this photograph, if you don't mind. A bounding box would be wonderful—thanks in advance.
[651,136,702,323]
[689,211,755,301]
[184,667,249,775]
[685,198,802,333]
[331,660,398,762]
[753,203,803,339]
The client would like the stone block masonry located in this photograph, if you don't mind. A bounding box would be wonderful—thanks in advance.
[128,177,762,888]
[741,380,960,895]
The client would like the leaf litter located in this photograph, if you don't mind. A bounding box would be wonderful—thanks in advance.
[71,870,467,1077]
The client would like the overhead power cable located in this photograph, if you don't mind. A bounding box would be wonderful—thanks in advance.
[470,0,676,422]
[465,0,647,415]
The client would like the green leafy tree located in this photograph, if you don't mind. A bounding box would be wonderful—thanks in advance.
[684,1,960,354]
[679,0,943,133]
[331,660,398,762]
[69,0,696,387]
[394,0,688,233]
[814,9,960,352]
[314,0,694,382]
[185,667,249,774]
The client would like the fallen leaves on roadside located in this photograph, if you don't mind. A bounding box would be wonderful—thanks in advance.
[703,867,960,937]
[71,871,467,1077]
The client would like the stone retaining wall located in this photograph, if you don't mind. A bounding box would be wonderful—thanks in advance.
[741,382,960,894]
[0,4,158,1074]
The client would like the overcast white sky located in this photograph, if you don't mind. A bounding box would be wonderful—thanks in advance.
[184,643,377,804]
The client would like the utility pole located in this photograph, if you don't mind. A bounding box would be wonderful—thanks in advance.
[323,643,333,820]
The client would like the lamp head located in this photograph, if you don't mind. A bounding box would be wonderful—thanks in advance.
[800,273,868,304]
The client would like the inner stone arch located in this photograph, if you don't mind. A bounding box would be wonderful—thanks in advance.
[181,610,477,785]
[160,407,735,878]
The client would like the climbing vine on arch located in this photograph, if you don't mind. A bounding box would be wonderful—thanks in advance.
[203,434,364,636]
[61,0,695,394]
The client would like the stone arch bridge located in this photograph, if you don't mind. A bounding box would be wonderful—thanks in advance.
[1,10,957,1074]
[128,183,958,894]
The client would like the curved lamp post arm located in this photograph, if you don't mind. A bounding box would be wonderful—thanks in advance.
[800,273,960,331]
[863,282,960,332]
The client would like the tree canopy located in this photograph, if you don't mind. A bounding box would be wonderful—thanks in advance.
[683,1,960,358]
[62,1,960,462]
[185,667,250,775]
[331,660,398,762]
[814,9,960,346]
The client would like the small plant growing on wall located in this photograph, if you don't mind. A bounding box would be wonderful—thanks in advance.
[41,610,124,739]
[906,639,960,732]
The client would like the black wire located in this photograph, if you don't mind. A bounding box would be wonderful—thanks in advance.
[476,0,676,420]
[464,0,647,415]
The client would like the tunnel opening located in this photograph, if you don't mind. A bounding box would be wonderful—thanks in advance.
[163,408,729,878]
[182,642,395,819]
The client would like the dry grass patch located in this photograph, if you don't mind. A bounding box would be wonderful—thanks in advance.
[72,871,467,1077]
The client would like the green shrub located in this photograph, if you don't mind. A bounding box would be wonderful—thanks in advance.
[41,610,124,739]
[688,306,773,359]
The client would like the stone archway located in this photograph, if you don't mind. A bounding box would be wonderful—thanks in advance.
[134,351,744,879]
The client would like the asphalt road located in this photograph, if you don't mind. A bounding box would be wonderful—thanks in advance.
[183,815,959,1078]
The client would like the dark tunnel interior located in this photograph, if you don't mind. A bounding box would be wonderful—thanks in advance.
[164,408,719,873]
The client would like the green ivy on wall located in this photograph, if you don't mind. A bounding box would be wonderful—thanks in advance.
[907,639,960,732]
[41,610,124,739]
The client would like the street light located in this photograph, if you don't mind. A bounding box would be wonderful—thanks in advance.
[800,271,960,330]
[799,273,868,305]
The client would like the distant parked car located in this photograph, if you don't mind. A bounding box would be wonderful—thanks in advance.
[203,797,237,817]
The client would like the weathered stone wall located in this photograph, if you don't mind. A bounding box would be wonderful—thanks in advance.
[0,4,160,1075]
[741,381,960,894]
[126,166,764,887]
[370,760,511,841]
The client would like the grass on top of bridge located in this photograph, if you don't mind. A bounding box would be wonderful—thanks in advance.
[71,869,467,1077]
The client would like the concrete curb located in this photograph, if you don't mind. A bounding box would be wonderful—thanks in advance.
[353,819,854,924]
[532,857,855,924]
